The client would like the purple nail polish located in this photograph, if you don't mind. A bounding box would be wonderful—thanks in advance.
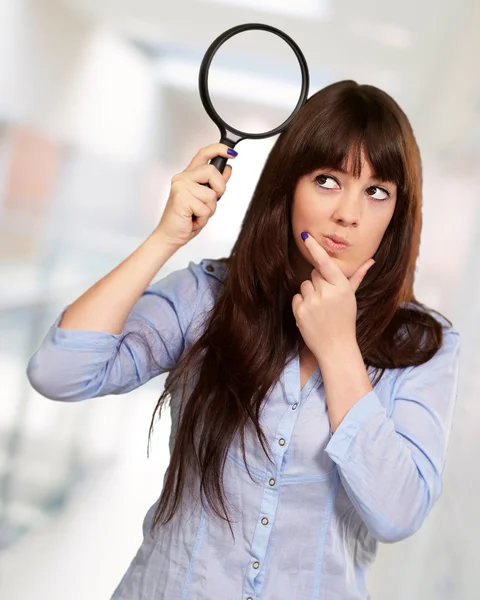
[227,148,238,157]
[368,262,376,271]
[301,232,309,241]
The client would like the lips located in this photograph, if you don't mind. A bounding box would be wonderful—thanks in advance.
[321,235,350,253]
[324,234,350,246]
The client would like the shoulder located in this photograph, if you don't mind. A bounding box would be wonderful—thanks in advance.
[147,257,227,297]
[376,303,461,393]
[197,258,229,284]
[144,257,227,335]
[394,302,461,383]
[400,300,460,336]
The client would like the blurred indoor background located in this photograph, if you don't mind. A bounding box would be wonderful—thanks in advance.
[0,0,479,598]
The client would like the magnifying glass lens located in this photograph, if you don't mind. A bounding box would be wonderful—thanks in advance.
[206,29,304,136]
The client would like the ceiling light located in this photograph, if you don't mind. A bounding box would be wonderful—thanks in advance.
[201,0,331,19]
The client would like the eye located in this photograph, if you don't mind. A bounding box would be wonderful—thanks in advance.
[366,186,390,201]
[314,174,391,202]
[314,174,339,189]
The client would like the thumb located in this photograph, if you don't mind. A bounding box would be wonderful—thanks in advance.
[223,164,233,184]
[349,260,376,292]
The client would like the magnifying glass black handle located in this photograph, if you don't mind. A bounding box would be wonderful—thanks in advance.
[209,155,228,174]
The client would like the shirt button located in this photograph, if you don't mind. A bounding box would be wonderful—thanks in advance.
[252,561,260,569]
[292,403,298,410]
[278,438,286,446]
[268,478,276,486]
[246,597,254,600]
[206,264,214,272]
[261,517,269,525]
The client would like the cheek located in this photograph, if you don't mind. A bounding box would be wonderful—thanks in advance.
[367,223,390,255]
[291,194,325,236]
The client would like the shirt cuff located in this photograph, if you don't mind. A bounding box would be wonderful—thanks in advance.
[325,389,385,465]
[50,305,122,351]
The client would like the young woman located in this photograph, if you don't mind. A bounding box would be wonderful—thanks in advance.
[27,80,461,600]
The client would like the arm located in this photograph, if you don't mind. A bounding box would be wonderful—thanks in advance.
[27,141,234,401]
[58,229,178,334]
[320,328,461,543]
[26,259,209,402]
[317,340,373,434]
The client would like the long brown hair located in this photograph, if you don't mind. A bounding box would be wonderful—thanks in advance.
[144,80,451,541]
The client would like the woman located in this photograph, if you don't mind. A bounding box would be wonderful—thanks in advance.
[27,80,461,600]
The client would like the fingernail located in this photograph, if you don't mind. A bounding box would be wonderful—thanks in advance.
[368,262,376,271]
[301,232,309,241]
[227,148,238,157]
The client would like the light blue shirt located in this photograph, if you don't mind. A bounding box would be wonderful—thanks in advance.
[26,259,461,600]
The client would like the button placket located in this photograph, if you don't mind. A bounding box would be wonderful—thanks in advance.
[243,347,323,600]
[244,468,278,597]
[243,385,299,600]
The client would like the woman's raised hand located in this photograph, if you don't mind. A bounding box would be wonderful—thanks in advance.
[154,143,236,249]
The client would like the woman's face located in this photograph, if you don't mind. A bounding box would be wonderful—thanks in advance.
[291,150,397,284]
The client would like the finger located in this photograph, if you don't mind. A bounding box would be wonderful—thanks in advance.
[223,164,233,184]
[292,293,302,315]
[186,144,237,171]
[192,213,209,230]
[185,164,227,197]
[301,232,345,287]
[185,179,218,205]
[190,197,213,228]
[299,279,314,298]
[310,268,327,291]
[185,181,218,216]
[349,260,376,293]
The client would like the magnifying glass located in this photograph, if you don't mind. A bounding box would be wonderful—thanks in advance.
[195,22,310,219]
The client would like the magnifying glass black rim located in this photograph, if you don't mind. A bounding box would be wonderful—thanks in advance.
[198,22,310,141]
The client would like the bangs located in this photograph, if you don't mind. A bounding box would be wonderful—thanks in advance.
[292,90,406,191]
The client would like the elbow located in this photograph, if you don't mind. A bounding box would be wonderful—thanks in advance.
[367,508,427,543]
[26,354,86,402]
[26,356,64,401]
[369,486,438,544]
[373,511,438,545]
[26,354,49,398]
[370,520,422,544]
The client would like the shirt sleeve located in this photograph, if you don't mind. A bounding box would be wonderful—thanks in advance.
[26,261,209,402]
[324,326,461,543]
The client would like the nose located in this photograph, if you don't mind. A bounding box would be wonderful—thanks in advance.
[332,189,361,226]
